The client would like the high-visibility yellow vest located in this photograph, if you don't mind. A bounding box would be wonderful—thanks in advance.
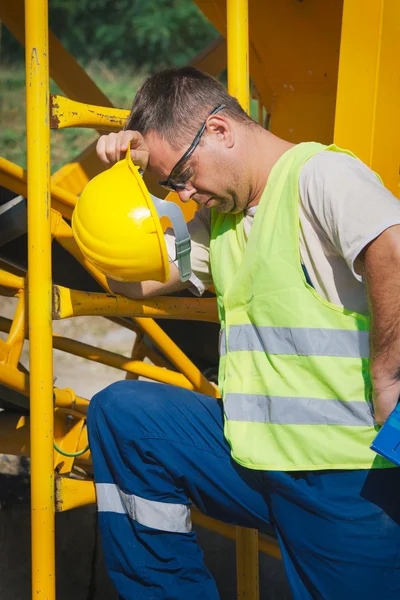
[210,142,393,471]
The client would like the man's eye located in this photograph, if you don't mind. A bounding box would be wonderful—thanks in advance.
[176,167,192,184]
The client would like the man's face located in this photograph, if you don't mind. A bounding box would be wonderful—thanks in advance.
[145,117,249,214]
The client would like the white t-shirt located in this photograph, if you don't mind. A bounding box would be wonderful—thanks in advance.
[165,151,400,315]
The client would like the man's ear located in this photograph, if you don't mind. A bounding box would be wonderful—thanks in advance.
[206,115,235,149]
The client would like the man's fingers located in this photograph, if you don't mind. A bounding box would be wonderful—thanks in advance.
[96,135,111,165]
[130,149,149,171]
[115,134,122,162]
[120,130,138,152]
[96,130,149,167]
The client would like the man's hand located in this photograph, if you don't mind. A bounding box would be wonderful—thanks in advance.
[370,361,400,424]
[96,130,150,172]
[362,225,400,424]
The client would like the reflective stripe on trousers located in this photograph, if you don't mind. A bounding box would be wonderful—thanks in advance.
[96,482,192,533]
[224,393,375,426]
[219,324,370,358]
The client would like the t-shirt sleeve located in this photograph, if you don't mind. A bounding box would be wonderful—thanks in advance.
[164,205,213,296]
[299,151,400,281]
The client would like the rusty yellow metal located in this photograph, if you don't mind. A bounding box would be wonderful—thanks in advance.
[52,285,219,323]
[50,95,129,131]
[334,0,400,198]
[25,0,55,596]
[0,156,76,220]
[55,477,97,512]
[48,96,198,221]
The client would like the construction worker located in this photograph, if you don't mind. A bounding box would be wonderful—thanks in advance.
[88,67,400,599]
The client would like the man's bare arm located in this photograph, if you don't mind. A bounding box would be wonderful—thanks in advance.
[360,225,400,424]
[107,262,190,299]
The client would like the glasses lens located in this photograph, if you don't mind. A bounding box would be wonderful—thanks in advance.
[160,181,185,193]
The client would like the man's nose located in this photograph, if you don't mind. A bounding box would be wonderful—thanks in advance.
[177,187,195,204]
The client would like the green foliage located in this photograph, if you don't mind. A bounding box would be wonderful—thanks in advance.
[1,1,218,70]
[0,66,146,172]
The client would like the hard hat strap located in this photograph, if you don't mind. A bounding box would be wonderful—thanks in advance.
[151,195,192,282]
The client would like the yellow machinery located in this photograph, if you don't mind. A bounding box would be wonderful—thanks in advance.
[0,0,399,598]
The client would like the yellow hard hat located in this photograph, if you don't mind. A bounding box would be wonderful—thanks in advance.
[72,146,191,283]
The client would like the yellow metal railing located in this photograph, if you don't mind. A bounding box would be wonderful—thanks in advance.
[25,0,55,597]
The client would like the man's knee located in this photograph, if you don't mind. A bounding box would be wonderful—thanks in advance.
[87,380,174,436]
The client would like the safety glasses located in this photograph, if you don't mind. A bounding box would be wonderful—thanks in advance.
[158,104,226,193]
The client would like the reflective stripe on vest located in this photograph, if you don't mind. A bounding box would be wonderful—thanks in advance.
[95,483,192,533]
[209,143,391,470]
[220,325,369,358]
[224,393,375,426]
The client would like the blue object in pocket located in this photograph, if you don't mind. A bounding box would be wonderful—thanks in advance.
[371,403,400,466]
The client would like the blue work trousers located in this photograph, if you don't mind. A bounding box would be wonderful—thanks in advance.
[87,380,400,600]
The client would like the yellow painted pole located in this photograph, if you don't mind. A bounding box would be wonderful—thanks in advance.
[227,0,259,598]
[25,0,55,597]
[227,0,250,114]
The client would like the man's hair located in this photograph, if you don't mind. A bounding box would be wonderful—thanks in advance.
[125,66,255,149]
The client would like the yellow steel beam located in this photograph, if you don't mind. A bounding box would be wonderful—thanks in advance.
[0,268,25,290]
[107,317,173,370]
[0,156,75,220]
[0,413,30,456]
[0,313,197,391]
[25,0,55,596]
[334,0,400,198]
[227,0,250,114]
[52,285,219,323]
[125,332,146,380]
[53,333,196,389]
[5,288,27,367]
[50,95,129,131]
[0,361,88,414]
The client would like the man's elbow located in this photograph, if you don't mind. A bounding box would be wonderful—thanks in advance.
[107,277,146,300]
